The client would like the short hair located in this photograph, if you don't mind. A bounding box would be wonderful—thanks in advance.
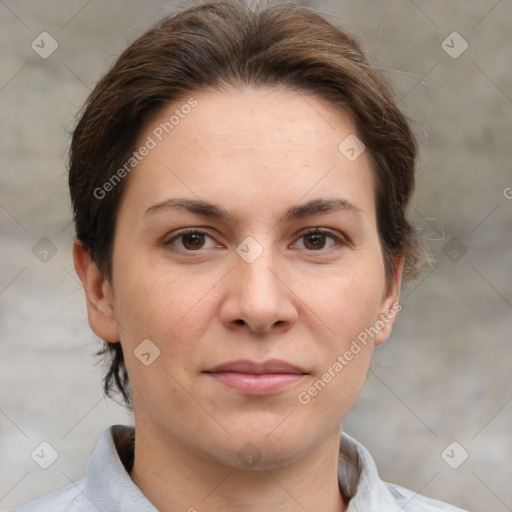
[68,0,430,409]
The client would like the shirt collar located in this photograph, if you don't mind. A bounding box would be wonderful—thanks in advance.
[84,425,400,511]
[84,425,156,511]
[341,432,405,511]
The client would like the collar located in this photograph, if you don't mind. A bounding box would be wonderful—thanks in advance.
[83,425,408,511]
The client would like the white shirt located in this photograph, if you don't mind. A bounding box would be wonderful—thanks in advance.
[11,425,468,511]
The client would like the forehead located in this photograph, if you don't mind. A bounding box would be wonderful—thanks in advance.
[121,86,376,220]
[157,86,354,151]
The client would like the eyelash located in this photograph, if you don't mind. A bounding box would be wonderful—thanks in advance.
[164,227,347,253]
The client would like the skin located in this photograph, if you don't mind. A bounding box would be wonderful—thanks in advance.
[74,86,402,512]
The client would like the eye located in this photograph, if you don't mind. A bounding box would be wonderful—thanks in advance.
[165,227,346,253]
[165,229,218,251]
[293,228,345,251]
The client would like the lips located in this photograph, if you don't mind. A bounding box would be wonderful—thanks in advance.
[204,359,307,375]
[203,359,307,395]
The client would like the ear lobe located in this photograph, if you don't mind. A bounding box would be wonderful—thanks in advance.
[72,239,120,342]
[373,253,403,346]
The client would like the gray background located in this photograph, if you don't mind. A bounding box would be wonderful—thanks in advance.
[1,1,511,511]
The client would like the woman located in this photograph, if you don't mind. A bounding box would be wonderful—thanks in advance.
[14,1,467,510]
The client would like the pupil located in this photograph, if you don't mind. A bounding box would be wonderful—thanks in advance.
[184,233,203,249]
[306,233,325,250]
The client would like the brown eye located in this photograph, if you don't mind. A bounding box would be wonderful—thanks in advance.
[294,229,343,252]
[166,230,217,251]
[303,232,327,250]
[181,232,205,250]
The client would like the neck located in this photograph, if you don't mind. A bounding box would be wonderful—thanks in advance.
[129,418,347,512]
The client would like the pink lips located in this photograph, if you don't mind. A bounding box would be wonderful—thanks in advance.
[203,359,307,395]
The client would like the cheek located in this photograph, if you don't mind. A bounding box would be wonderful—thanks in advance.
[114,265,208,410]
[295,268,381,421]
[301,252,386,390]
[304,255,386,333]
[111,253,217,363]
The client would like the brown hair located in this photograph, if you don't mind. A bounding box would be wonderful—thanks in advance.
[69,0,429,415]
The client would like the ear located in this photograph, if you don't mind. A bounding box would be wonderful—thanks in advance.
[373,253,403,346]
[72,239,120,342]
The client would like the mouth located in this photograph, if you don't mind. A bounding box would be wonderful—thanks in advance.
[203,359,308,395]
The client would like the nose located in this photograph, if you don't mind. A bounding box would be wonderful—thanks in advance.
[220,244,298,334]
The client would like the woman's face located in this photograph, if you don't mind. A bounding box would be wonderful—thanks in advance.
[96,87,401,469]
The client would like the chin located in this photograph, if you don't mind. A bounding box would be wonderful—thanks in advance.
[208,425,318,471]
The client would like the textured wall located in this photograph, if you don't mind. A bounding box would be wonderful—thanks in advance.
[0,1,510,511]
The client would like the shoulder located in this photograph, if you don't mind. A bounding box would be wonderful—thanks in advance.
[340,432,469,512]
[9,478,95,512]
[384,481,469,511]
[10,424,140,512]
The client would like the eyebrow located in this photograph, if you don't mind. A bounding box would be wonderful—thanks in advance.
[144,197,363,222]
